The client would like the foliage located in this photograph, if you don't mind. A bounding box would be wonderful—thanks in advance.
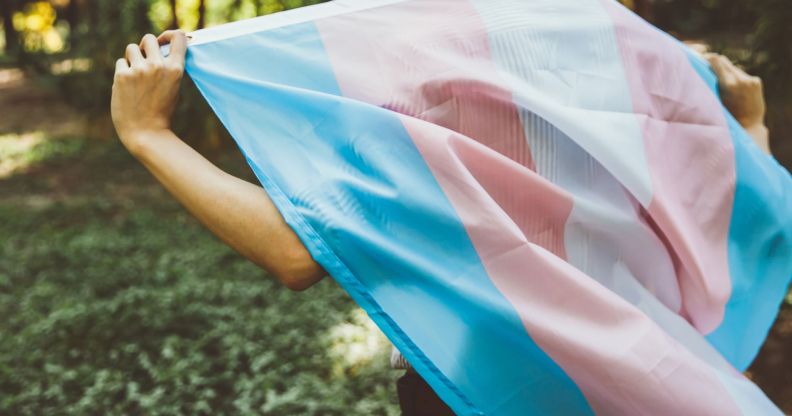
[0,133,85,174]
[648,0,791,100]
[649,0,758,36]
[0,141,399,415]
[1,0,327,148]
[747,0,792,99]
[57,0,154,110]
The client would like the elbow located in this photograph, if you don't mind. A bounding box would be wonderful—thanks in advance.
[269,247,325,292]
[281,275,319,292]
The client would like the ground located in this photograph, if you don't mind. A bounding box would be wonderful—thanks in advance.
[0,68,400,415]
[0,68,789,413]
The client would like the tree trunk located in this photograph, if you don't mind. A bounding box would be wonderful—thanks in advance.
[169,0,179,29]
[135,0,151,33]
[197,0,206,29]
[1,0,19,55]
[65,0,79,29]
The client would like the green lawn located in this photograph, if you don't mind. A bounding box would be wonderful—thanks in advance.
[0,139,399,415]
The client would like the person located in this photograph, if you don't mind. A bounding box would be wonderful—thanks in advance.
[110,31,773,416]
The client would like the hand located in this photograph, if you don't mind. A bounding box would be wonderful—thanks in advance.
[704,52,770,154]
[111,30,187,155]
[704,53,765,128]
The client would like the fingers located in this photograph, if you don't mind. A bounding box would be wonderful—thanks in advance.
[725,59,756,83]
[684,41,709,57]
[118,31,186,83]
[115,58,130,76]
[705,53,737,86]
[718,55,738,83]
[158,30,188,65]
[704,53,725,74]
[125,43,145,68]
[749,74,763,88]
[705,53,762,89]
[139,34,162,63]
[720,55,746,78]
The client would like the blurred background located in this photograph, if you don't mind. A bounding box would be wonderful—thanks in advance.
[0,0,789,414]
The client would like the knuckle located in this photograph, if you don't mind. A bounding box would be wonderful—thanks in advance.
[166,63,183,74]
[137,63,152,74]
[163,71,181,82]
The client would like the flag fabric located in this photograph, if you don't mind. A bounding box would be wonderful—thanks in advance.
[181,0,792,414]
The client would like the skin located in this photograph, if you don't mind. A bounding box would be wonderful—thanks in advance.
[110,32,772,291]
[111,31,326,291]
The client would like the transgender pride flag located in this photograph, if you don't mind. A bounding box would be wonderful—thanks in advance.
[181,0,792,414]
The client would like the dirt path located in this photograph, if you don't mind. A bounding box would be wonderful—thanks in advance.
[0,68,88,137]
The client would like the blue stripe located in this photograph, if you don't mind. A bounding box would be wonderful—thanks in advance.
[185,22,593,415]
[686,49,792,370]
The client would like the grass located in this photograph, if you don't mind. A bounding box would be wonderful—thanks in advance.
[0,138,399,415]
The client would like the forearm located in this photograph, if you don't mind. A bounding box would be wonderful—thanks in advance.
[128,129,325,290]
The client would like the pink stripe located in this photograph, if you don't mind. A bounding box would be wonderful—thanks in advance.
[602,0,735,333]
[402,116,742,415]
[315,0,535,173]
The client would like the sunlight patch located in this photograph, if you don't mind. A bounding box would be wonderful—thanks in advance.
[327,308,390,376]
[51,58,92,75]
[0,132,83,178]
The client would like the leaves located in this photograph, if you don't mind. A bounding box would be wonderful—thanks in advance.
[0,142,398,415]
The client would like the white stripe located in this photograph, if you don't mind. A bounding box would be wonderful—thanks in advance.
[609,263,781,415]
[186,0,409,46]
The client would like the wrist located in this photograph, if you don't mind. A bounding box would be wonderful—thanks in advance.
[743,123,771,155]
[737,115,765,129]
[117,127,174,158]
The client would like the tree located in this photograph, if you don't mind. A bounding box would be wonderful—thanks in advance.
[169,0,179,29]
[750,0,792,99]
[197,0,206,29]
[1,0,20,55]
[63,0,80,47]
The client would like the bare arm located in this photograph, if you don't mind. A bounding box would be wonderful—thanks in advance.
[111,31,325,291]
